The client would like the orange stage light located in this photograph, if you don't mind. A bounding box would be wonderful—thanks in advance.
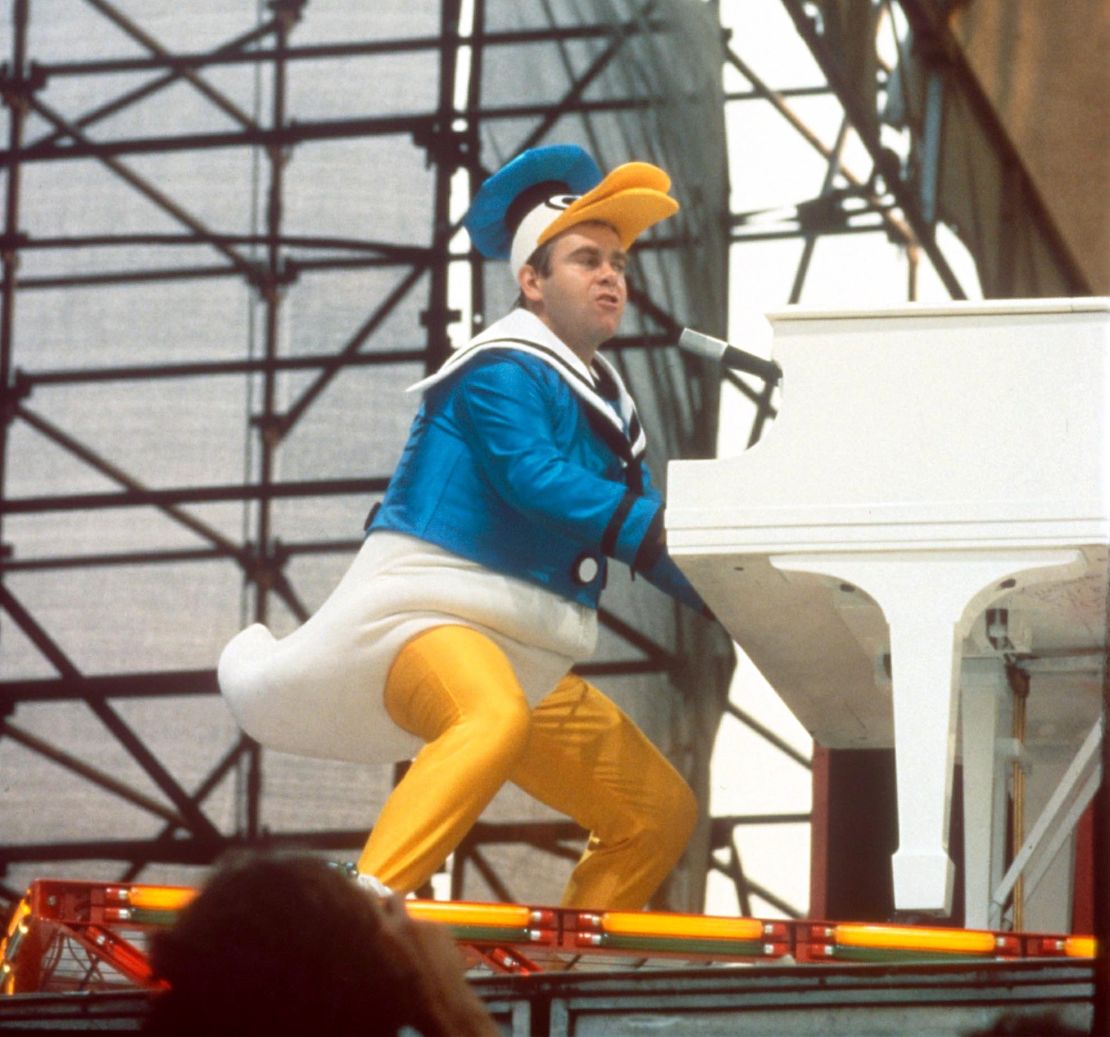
[832,923,1011,955]
[405,901,552,929]
[580,911,767,941]
[114,886,197,913]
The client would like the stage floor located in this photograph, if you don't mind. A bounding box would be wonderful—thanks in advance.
[0,960,1095,1035]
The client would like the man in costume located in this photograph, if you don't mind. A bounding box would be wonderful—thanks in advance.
[218,144,711,910]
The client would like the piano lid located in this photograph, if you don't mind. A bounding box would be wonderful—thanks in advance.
[668,296,1110,557]
[760,296,1110,323]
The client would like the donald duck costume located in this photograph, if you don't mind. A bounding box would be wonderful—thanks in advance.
[218,144,710,909]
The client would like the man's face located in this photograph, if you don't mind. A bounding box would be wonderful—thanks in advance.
[519,222,627,360]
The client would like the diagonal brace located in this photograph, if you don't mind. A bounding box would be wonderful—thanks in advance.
[0,584,222,841]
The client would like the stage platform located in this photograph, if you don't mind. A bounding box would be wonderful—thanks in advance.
[0,880,1097,1034]
[0,961,1095,1034]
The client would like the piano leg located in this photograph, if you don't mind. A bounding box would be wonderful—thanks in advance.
[772,548,1084,916]
[959,659,1011,930]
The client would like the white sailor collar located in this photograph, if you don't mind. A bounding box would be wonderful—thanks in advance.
[407,310,646,462]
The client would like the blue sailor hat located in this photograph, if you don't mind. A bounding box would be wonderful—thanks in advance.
[463,144,602,261]
[463,144,679,278]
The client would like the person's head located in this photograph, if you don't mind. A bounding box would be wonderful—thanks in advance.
[464,144,679,353]
[143,855,420,1036]
[516,220,628,360]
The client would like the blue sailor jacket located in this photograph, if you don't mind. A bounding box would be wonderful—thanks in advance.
[369,310,707,613]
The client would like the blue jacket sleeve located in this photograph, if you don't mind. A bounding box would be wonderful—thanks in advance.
[452,355,661,569]
[630,461,711,614]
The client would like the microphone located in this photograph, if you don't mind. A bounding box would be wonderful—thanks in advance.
[678,327,782,385]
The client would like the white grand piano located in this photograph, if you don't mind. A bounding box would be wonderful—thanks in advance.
[668,297,1109,927]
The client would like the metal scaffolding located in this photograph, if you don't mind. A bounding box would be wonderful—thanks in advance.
[0,0,732,911]
[0,0,1092,922]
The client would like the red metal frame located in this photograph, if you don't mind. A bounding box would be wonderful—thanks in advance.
[0,878,1097,994]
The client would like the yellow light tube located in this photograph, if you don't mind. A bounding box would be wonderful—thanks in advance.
[1065,936,1096,958]
[126,886,198,912]
[598,912,765,941]
[1,899,32,997]
[405,901,533,928]
[3,899,31,944]
[834,924,997,954]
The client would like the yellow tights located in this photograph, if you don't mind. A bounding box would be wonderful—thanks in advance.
[357,625,696,910]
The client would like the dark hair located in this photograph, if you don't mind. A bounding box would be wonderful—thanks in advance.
[143,855,417,1036]
[513,239,556,311]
